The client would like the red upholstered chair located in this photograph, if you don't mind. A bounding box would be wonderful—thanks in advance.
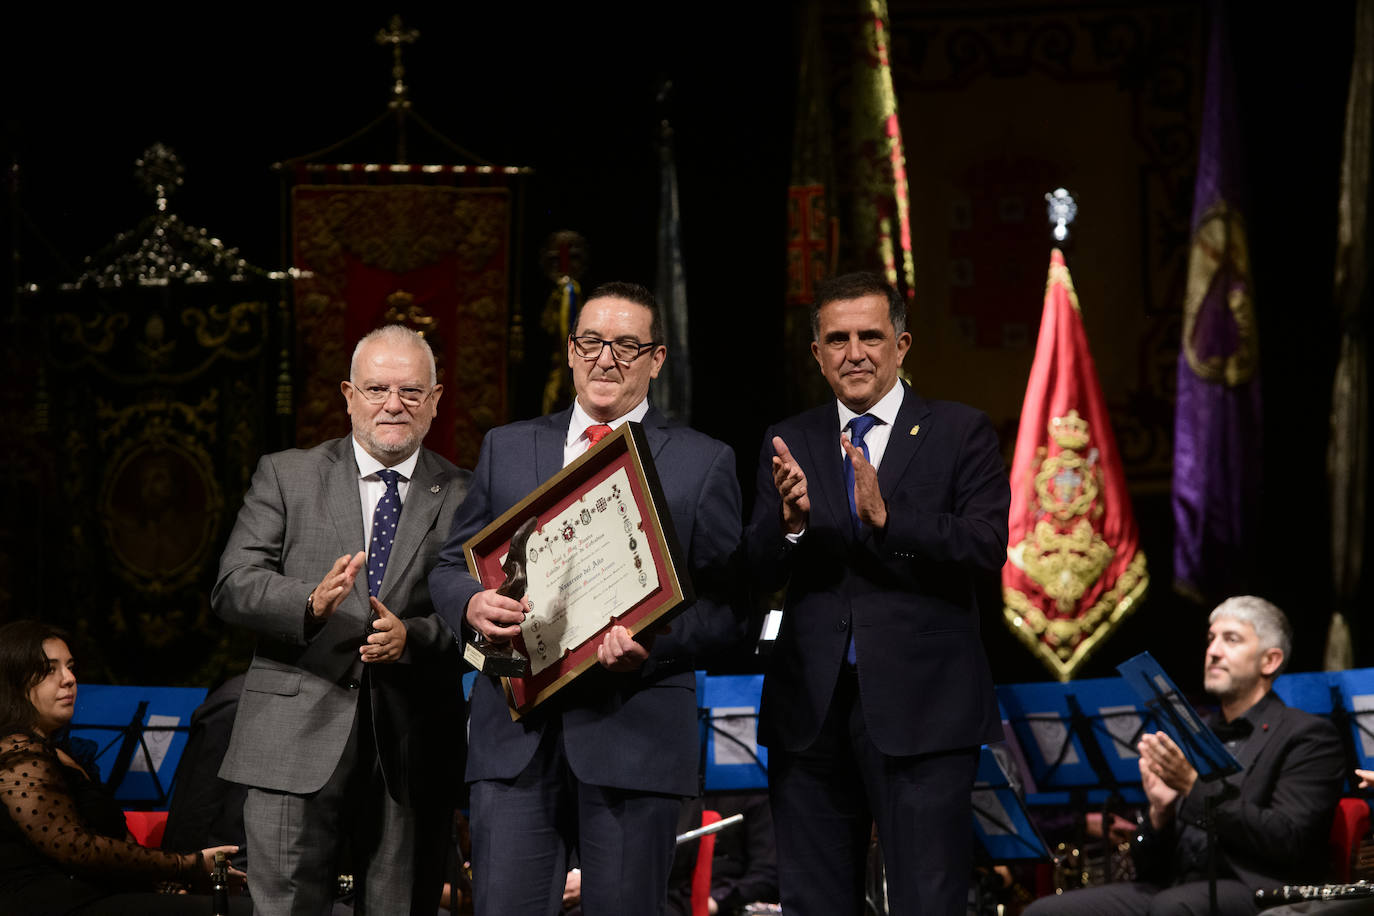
[1329,797,1372,883]
[123,810,169,848]
[691,809,722,916]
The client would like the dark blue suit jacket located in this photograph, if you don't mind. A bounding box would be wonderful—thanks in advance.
[430,406,743,796]
[747,383,1008,757]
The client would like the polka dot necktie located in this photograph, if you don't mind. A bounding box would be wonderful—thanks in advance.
[585,423,613,447]
[367,469,403,598]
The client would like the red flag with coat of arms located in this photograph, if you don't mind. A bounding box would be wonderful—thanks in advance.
[1002,249,1149,681]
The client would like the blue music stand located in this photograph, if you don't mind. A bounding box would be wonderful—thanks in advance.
[1332,668,1374,777]
[996,677,1152,806]
[1273,671,1335,716]
[972,744,1051,862]
[697,672,768,791]
[69,684,207,807]
[1116,653,1239,781]
[1274,668,1374,789]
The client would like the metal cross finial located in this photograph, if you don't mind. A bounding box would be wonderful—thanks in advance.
[135,143,184,213]
[1045,188,1077,243]
[376,15,419,108]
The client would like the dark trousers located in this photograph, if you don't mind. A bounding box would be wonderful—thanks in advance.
[1021,879,1261,916]
[770,667,979,915]
[468,718,680,915]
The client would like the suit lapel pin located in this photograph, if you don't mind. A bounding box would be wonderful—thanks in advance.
[430,485,441,494]
[910,425,920,436]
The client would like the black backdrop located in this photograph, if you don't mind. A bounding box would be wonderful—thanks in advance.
[3,3,1367,693]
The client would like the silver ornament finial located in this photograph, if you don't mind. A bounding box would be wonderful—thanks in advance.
[1046,188,1077,242]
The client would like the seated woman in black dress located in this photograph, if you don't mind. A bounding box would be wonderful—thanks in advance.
[0,620,248,915]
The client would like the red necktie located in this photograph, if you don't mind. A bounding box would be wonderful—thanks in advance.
[585,423,613,446]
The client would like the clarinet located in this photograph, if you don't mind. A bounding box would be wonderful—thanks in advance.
[1255,880,1374,905]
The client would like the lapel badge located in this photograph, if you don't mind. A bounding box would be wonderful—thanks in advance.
[430,485,441,494]
[910,425,920,436]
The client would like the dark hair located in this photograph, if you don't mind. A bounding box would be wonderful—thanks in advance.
[809,271,907,340]
[581,281,664,345]
[0,620,71,738]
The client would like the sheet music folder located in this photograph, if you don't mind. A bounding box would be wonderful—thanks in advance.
[1116,652,1240,782]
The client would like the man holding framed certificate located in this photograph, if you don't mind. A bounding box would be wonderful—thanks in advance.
[430,281,744,915]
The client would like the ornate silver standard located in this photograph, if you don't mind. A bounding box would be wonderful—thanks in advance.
[463,515,538,677]
[1046,187,1078,242]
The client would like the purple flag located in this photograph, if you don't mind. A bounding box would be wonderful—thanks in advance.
[1171,1,1263,603]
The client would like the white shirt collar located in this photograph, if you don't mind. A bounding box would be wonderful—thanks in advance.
[836,379,905,431]
[566,397,651,448]
[351,437,421,481]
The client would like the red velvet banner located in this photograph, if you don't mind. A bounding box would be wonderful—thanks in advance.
[292,185,510,468]
[1002,249,1149,680]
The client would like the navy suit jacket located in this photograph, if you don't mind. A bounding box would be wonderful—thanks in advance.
[429,406,743,797]
[747,383,1008,757]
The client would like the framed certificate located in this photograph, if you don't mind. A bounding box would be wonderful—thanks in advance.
[463,422,694,719]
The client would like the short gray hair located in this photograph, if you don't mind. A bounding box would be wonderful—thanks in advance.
[350,325,437,387]
[1210,595,1292,675]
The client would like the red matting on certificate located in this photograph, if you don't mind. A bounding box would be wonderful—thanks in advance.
[463,423,693,719]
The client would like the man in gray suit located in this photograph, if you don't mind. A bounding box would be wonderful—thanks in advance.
[215,325,469,916]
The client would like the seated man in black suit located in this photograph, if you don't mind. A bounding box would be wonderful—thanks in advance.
[1026,596,1346,916]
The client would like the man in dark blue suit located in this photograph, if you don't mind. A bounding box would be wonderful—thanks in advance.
[430,282,743,915]
[747,272,1009,915]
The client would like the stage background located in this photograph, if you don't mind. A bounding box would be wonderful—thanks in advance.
[1,1,1364,693]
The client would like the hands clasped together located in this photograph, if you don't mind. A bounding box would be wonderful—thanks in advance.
[310,552,408,663]
[1137,731,1199,829]
[771,433,887,534]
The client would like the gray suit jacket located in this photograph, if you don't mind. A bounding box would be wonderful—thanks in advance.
[214,437,470,803]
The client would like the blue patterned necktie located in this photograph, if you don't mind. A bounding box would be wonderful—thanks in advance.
[844,414,878,666]
[844,414,879,534]
[367,469,403,598]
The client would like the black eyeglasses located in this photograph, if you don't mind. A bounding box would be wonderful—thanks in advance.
[569,335,660,365]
